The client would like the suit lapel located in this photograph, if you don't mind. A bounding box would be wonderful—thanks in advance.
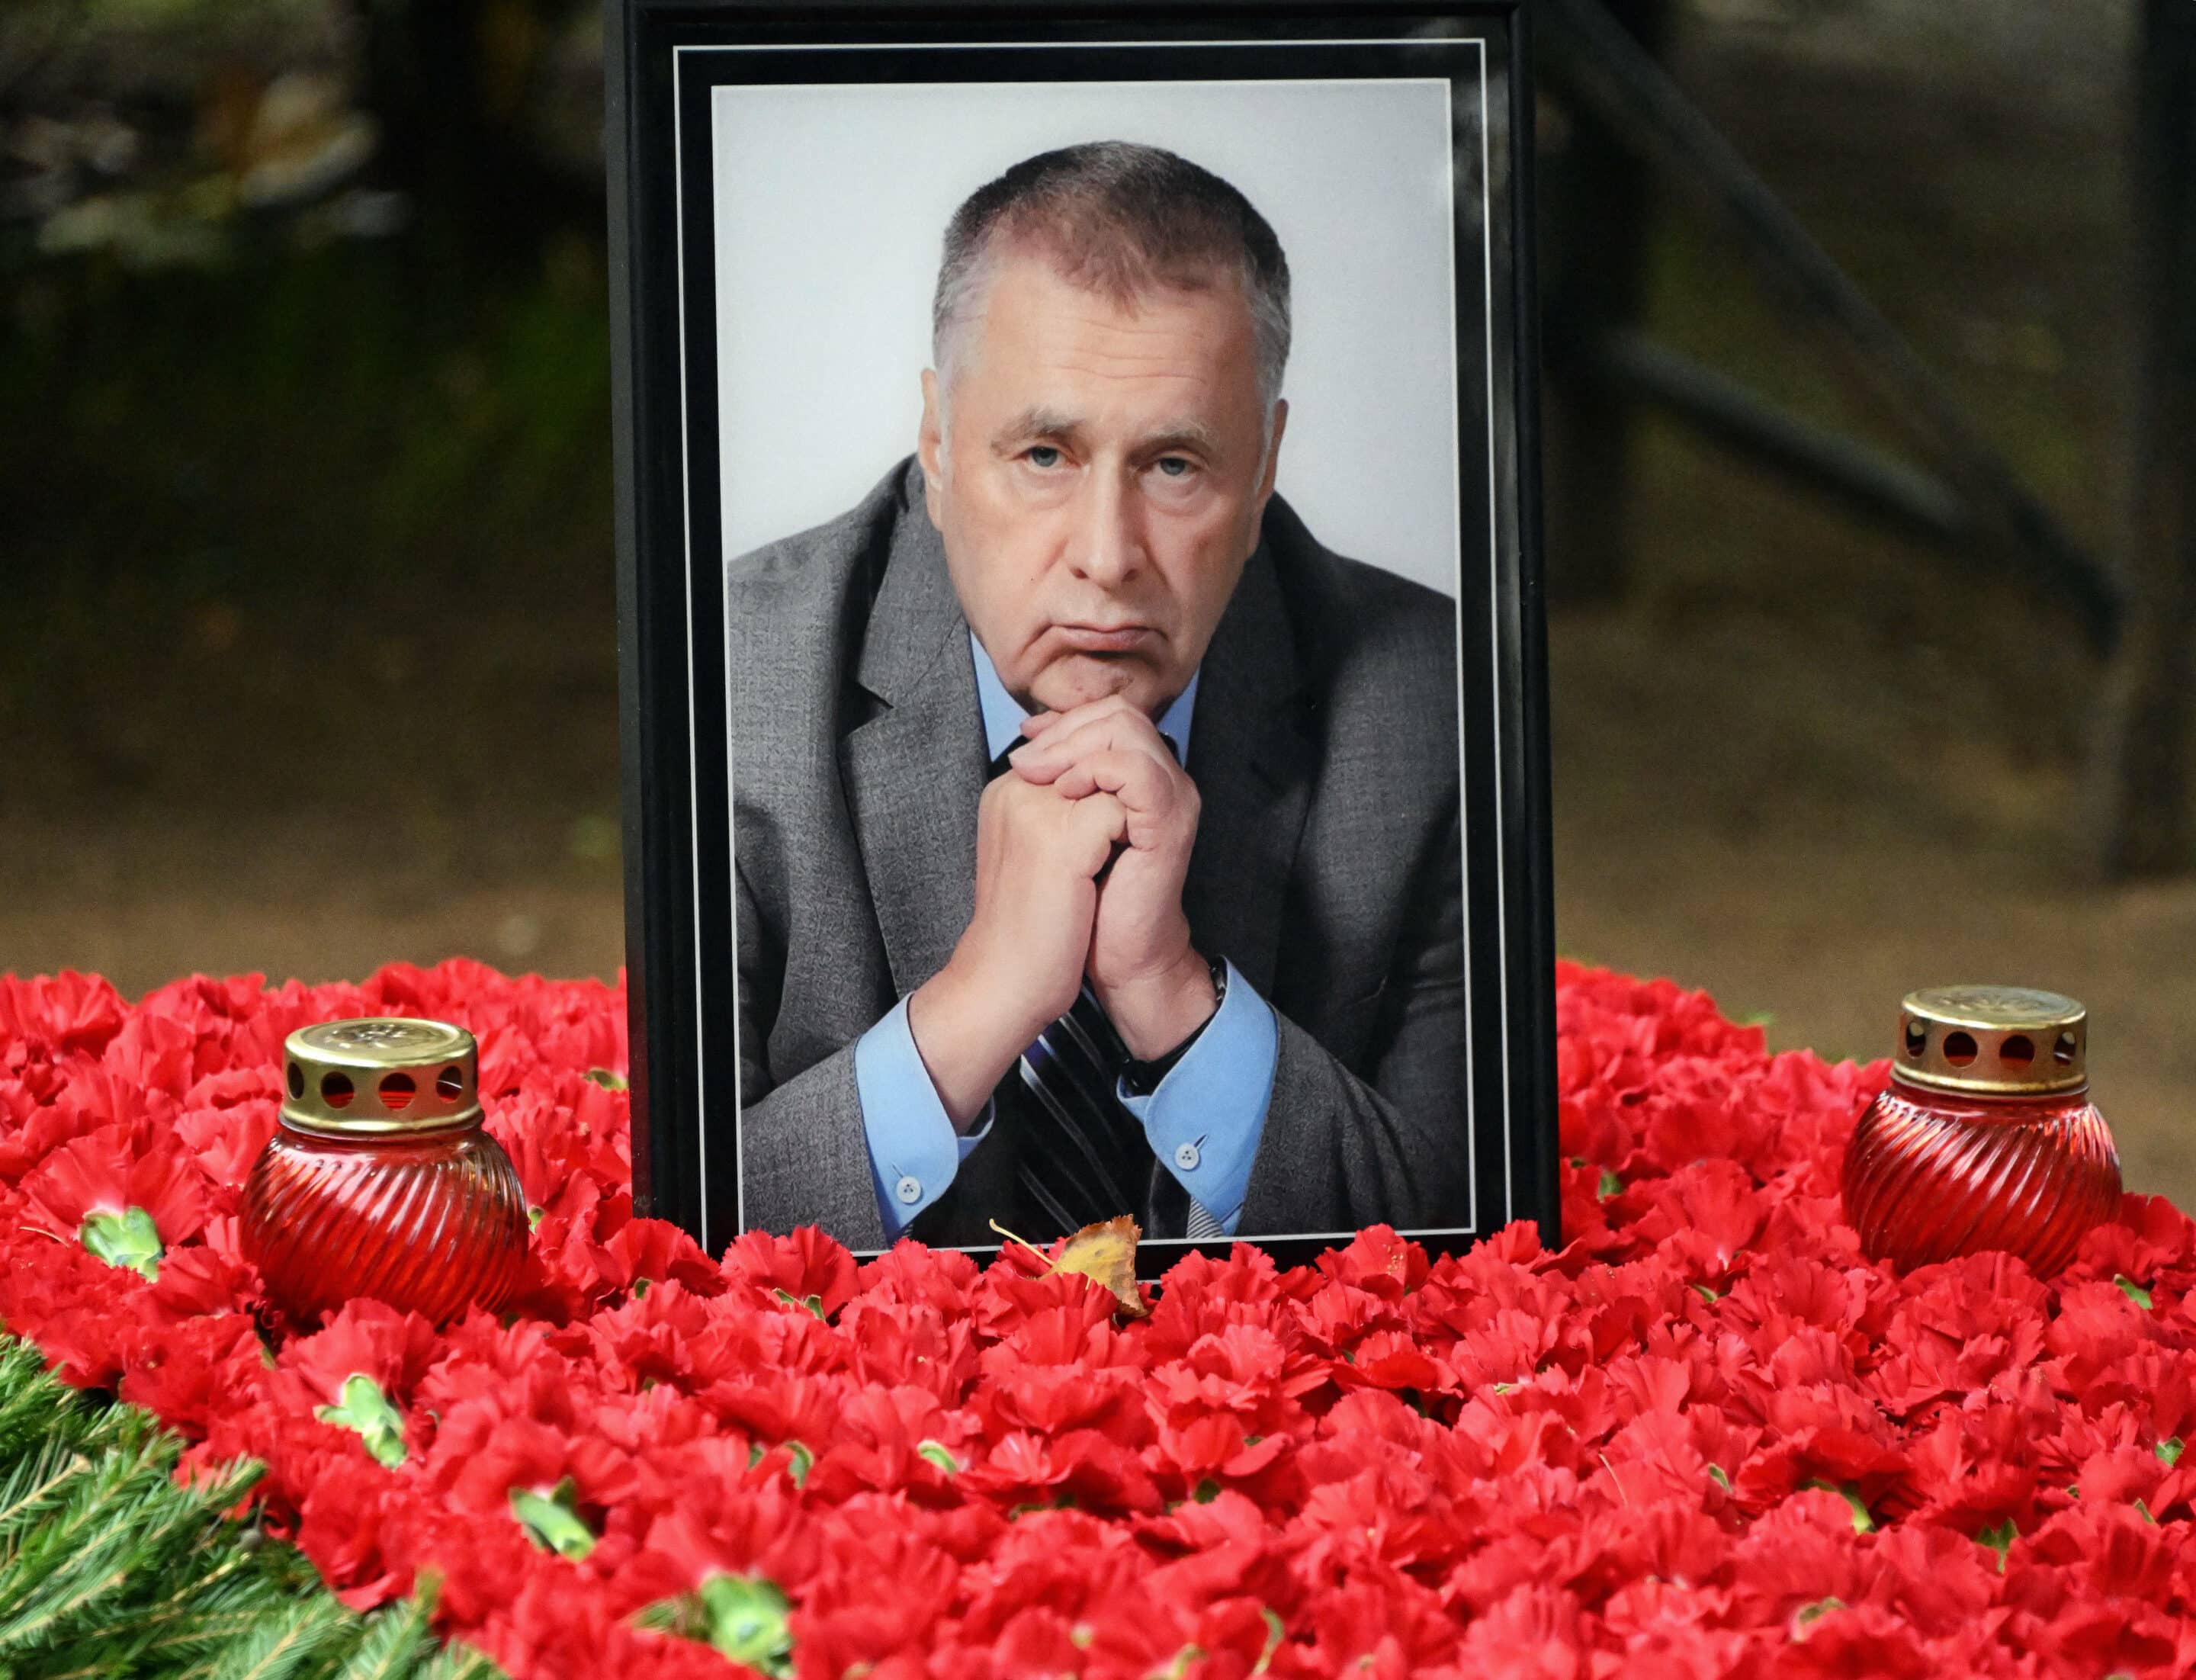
[838,473,988,997]
[1181,535,1315,998]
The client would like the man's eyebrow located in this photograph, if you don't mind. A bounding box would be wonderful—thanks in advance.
[986,411,1226,458]
[991,406,1083,449]
[1139,419,1225,458]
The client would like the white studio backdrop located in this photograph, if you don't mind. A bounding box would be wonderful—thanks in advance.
[710,76,1469,598]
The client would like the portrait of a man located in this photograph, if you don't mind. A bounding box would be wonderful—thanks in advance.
[726,137,1469,1250]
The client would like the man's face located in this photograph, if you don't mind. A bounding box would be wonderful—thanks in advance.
[917,247,1287,718]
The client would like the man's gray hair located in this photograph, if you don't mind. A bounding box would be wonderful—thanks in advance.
[931,141,1292,416]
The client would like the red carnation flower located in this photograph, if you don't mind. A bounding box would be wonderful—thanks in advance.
[20,1123,210,1253]
[1317,1225,1431,1301]
[719,1225,862,1319]
[170,1097,279,1210]
[117,1310,268,1438]
[0,969,127,1058]
[855,1240,983,1315]
[274,1296,444,1411]
[13,956,2196,1680]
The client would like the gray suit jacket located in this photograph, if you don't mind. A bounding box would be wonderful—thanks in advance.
[729,458,1466,1249]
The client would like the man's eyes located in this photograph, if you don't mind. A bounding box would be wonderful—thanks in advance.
[1013,447,1200,480]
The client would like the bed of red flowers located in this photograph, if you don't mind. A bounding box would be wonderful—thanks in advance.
[4,958,2196,1678]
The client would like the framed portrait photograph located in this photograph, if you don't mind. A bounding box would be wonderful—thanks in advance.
[608,0,1556,1270]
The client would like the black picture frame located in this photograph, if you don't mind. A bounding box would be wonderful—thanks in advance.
[607,0,1556,1270]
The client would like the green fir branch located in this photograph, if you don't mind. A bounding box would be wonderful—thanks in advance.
[413,1649,506,1680]
[0,1425,261,1653]
[194,1594,354,1680]
[136,1588,303,1668]
[327,1591,437,1680]
[0,1441,102,1556]
[0,1343,98,1463]
[0,1326,506,1680]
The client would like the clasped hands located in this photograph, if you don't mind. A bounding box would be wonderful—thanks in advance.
[907,695,1218,1129]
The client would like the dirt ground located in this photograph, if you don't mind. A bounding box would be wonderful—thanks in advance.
[8,1,2193,1204]
[1547,0,2196,1200]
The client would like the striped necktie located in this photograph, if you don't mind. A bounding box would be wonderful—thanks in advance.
[1015,982,1158,1235]
[988,745,1228,1243]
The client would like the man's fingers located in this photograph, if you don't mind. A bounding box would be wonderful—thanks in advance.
[1077,788,1128,834]
[1050,749,1176,834]
[1012,712,1176,785]
[1019,692,1145,744]
[1065,790,1129,869]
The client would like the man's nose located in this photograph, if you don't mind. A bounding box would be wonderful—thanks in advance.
[1068,470,1144,589]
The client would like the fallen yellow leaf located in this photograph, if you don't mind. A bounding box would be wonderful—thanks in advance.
[989,1216,1151,1318]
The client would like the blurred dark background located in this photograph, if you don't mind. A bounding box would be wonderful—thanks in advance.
[5,2,2193,1200]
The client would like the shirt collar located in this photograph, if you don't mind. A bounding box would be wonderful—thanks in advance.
[968,631,1199,767]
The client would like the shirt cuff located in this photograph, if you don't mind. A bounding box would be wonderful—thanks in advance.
[854,996,993,1240]
[1116,958,1276,1233]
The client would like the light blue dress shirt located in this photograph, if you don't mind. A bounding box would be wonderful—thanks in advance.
[854,633,1279,1239]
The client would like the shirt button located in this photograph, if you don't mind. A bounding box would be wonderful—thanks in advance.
[894,1175,922,1205]
[1173,1142,1201,1171]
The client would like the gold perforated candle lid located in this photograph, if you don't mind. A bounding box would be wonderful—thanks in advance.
[281,1018,481,1136]
[1889,986,2086,1097]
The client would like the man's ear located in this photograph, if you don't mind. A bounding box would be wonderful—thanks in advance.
[917,368,947,528]
[1256,398,1289,507]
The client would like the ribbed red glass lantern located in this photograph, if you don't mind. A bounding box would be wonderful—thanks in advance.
[1843,986,2121,1277]
[242,1018,528,1326]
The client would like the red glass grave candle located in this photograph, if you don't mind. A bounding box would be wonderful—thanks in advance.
[1842,986,2121,1277]
[242,1018,527,1326]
